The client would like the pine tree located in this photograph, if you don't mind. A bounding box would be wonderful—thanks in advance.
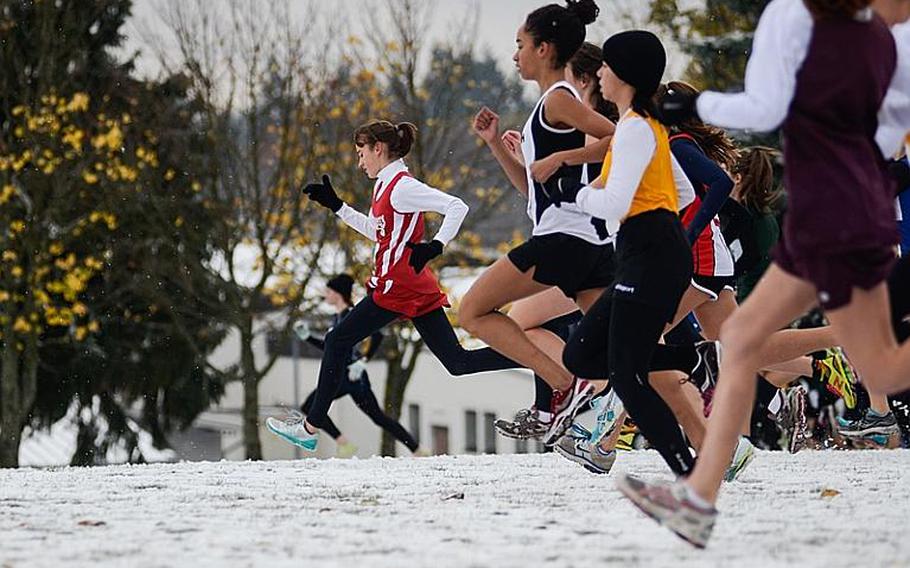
[0,0,223,466]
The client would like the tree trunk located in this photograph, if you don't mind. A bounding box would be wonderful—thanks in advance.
[0,332,37,468]
[380,338,422,456]
[0,425,21,468]
[240,322,262,460]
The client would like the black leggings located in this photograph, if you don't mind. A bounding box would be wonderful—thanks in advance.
[301,374,419,452]
[564,291,696,476]
[307,294,521,431]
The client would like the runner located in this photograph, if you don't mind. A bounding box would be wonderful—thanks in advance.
[266,120,522,452]
[618,0,910,547]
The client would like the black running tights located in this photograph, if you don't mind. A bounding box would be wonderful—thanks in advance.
[307,294,521,431]
[564,291,696,476]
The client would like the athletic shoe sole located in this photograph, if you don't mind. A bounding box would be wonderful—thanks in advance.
[543,382,596,446]
[493,421,547,440]
[554,442,615,474]
[266,420,318,452]
[837,424,900,438]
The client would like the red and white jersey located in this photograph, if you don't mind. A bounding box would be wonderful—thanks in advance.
[335,160,468,318]
[681,195,735,278]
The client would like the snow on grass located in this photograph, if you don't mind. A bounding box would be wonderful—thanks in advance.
[2,450,909,567]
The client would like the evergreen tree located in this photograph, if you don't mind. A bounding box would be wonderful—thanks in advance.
[0,0,223,466]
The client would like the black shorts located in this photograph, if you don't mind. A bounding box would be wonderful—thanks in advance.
[612,210,693,321]
[507,233,615,298]
[691,275,736,301]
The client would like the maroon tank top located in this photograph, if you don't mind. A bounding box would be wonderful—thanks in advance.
[782,12,898,255]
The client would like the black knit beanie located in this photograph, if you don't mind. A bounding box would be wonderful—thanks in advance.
[601,30,666,99]
[326,274,354,304]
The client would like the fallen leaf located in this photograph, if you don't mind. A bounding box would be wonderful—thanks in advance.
[442,492,465,501]
[77,519,107,527]
[820,488,840,499]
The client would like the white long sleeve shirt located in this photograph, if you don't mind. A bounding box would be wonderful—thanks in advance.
[877,22,910,157]
[695,0,814,132]
[574,112,695,223]
[335,159,469,246]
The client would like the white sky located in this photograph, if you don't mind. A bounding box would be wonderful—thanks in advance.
[121,0,689,88]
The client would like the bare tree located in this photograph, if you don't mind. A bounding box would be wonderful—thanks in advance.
[151,0,340,459]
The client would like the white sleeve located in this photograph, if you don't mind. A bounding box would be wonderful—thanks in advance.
[696,0,812,131]
[671,154,696,210]
[335,204,377,241]
[390,178,469,246]
[877,23,910,157]
[575,118,656,222]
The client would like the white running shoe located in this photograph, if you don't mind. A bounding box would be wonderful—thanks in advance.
[555,435,617,474]
[589,390,625,446]
[266,412,318,452]
[723,437,755,482]
[616,475,717,549]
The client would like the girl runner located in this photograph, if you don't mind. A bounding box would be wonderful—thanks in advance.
[491,43,612,442]
[461,0,618,442]
[619,0,910,548]
[267,120,522,452]
[659,84,856,408]
[277,274,425,457]
[543,30,701,476]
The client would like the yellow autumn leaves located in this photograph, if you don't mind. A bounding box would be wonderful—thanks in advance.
[0,91,154,344]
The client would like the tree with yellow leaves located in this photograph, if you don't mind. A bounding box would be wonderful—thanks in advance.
[0,0,227,467]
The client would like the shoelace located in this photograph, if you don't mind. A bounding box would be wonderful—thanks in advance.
[281,408,305,425]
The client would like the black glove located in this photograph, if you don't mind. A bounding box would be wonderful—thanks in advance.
[405,240,443,273]
[887,158,910,196]
[301,174,344,213]
[659,88,699,126]
[541,177,584,208]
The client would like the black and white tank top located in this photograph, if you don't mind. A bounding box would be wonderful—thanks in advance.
[520,81,610,244]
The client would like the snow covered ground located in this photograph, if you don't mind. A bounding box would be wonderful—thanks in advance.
[2,450,909,568]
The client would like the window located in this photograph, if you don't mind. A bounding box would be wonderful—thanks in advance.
[483,412,496,454]
[431,425,449,455]
[408,404,421,446]
[465,410,477,453]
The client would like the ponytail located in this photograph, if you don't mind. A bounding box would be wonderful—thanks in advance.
[524,0,599,68]
[354,120,418,159]
[732,146,782,213]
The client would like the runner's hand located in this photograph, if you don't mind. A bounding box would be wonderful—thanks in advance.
[348,358,368,381]
[541,177,584,208]
[405,240,444,273]
[302,174,344,213]
[659,88,699,126]
[472,107,500,144]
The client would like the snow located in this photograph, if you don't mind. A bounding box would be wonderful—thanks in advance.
[19,401,177,468]
[2,450,909,567]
